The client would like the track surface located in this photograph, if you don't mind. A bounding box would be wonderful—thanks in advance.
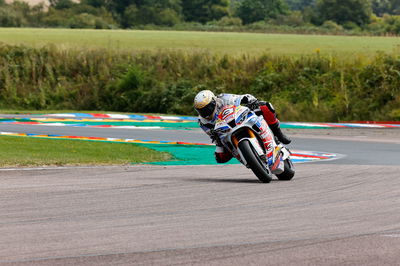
[1,123,400,265]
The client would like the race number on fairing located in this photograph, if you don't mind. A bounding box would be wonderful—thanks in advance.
[221,106,235,120]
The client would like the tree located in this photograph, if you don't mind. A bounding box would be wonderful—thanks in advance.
[49,0,76,9]
[110,0,136,14]
[86,0,181,27]
[371,0,400,16]
[235,0,288,24]
[371,0,391,16]
[316,0,372,26]
[285,0,316,10]
[121,0,182,27]
[0,6,26,26]
[81,0,112,8]
[182,0,229,23]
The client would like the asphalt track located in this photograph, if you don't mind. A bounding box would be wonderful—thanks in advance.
[1,123,400,265]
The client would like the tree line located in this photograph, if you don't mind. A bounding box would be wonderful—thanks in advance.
[2,0,400,34]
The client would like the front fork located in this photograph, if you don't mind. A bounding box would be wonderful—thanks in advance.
[231,126,288,174]
[232,128,266,167]
[232,128,256,147]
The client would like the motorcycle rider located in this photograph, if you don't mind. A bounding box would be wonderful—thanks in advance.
[194,90,291,163]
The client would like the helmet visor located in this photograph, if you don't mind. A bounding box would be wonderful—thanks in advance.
[196,99,216,119]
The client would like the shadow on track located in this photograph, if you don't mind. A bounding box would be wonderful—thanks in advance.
[186,178,281,184]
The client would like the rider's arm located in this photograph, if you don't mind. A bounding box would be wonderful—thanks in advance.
[240,94,275,111]
[198,119,213,136]
[198,119,223,147]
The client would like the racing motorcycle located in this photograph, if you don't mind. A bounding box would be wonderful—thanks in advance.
[214,104,295,183]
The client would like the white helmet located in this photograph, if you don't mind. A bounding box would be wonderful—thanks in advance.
[194,90,217,119]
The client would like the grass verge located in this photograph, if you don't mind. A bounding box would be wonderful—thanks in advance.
[0,136,171,167]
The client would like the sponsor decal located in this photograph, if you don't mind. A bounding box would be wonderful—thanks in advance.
[220,106,235,121]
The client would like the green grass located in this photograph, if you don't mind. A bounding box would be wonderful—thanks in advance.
[1,28,400,56]
[0,136,171,167]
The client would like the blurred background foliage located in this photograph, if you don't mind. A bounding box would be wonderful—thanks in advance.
[3,0,400,35]
[0,44,399,121]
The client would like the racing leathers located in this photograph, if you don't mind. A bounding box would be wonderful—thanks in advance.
[198,93,291,163]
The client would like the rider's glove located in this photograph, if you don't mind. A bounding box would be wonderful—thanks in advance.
[248,100,260,110]
[244,99,260,110]
[241,95,260,110]
[210,129,223,147]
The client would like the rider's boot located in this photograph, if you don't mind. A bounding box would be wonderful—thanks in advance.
[215,146,233,163]
[269,121,292,145]
[259,103,292,145]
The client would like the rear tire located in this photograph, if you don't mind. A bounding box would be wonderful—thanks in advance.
[238,140,272,183]
[276,158,295,181]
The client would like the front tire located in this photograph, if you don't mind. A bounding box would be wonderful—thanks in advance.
[276,158,295,181]
[238,140,272,183]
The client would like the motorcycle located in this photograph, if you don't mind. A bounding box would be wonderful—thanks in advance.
[214,104,295,183]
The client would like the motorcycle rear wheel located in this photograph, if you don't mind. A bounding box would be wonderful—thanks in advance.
[238,140,273,183]
[276,158,295,181]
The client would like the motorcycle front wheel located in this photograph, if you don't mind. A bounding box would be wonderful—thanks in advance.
[238,140,273,183]
[276,158,295,181]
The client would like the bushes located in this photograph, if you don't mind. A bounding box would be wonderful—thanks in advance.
[0,2,117,29]
[42,6,117,29]
[215,16,243,27]
[0,44,399,121]
[122,5,182,28]
[0,5,26,27]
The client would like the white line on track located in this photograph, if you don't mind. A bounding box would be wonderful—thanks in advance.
[382,234,400,238]
[292,153,346,164]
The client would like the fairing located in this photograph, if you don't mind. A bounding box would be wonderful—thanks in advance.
[214,105,289,174]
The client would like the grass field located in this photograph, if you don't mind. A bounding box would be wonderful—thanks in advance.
[2,28,400,56]
[0,136,171,167]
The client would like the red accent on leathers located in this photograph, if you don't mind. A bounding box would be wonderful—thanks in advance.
[260,105,278,125]
[215,151,233,163]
